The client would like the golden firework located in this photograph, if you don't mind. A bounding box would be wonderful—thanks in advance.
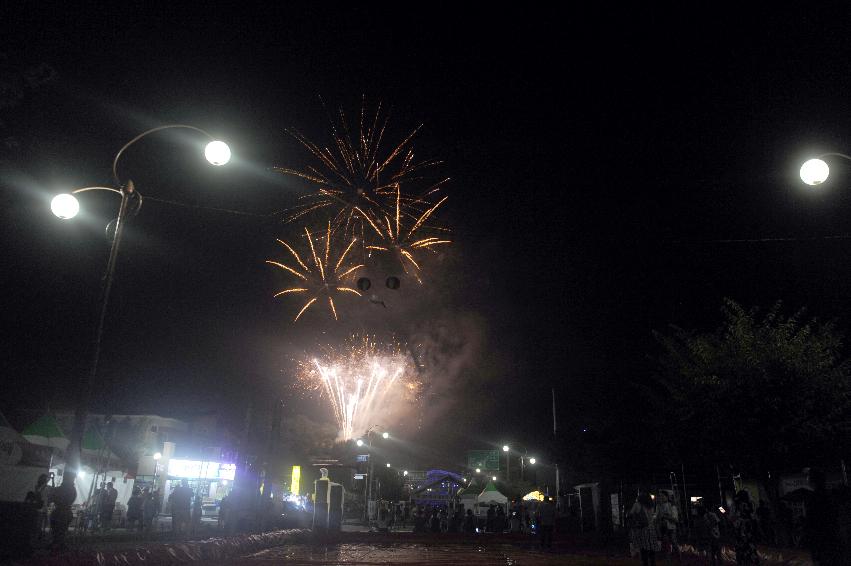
[364,185,451,282]
[266,222,363,322]
[275,102,448,237]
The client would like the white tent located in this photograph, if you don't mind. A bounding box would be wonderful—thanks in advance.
[476,480,508,515]
[0,412,51,501]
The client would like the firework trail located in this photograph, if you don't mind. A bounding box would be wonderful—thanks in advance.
[266,222,363,322]
[299,335,420,441]
[274,103,448,238]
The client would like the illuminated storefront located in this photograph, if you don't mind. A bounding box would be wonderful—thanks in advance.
[165,458,235,504]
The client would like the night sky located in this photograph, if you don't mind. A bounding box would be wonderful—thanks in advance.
[4,5,851,468]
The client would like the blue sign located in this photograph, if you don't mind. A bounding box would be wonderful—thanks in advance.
[357,454,369,462]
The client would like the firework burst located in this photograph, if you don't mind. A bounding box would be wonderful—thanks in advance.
[275,103,449,237]
[266,222,363,322]
[298,335,420,441]
[364,185,451,283]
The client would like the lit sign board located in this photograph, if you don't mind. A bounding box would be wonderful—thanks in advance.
[356,454,369,462]
[291,465,301,495]
[167,459,235,480]
[354,473,366,480]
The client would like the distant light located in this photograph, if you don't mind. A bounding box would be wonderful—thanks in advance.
[492,476,497,481]
[800,158,829,185]
[386,463,391,468]
[690,496,703,503]
[382,431,390,439]
[77,470,86,479]
[356,439,364,447]
[403,470,408,476]
[153,452,162,461]
[529,458,537,465]
[51,193,80,219]
[205,140,231,166]
[475,468,481,473]
[502,445,509,452]
[221,479,228,486]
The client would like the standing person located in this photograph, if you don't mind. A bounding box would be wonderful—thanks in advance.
[695,502,722,566]
[100,481,118,532]
[656,491,680,561]
[804,468,841,566]
[731,490,759,565]
[191,493,203,534]
[50,472,77,552]
[25,474,51,537]
[755,501,775,546]
[463,508,476,533]
[142,487,157,531]
[537,496,556,550]
[486,504,495,532]
[495,505,506,533]
[169,479,192,536]
[126,487,143,531]
[430,507,441,533]
[413,507,426,533]
[629,492,659,566]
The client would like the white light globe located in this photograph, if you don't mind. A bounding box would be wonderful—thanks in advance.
[205,140,231,166]
[356,439,364,447]
[386,463,391,468]
[51,193,80,219]
[382,431,389,439]
[475,468,481,473]
[492,476,497,481]
[502,445,509,452]
[800,158,829,185]
[529,458,537,465]
[153,452,162,460]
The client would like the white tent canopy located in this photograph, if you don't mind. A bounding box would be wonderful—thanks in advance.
[476,481,508,515]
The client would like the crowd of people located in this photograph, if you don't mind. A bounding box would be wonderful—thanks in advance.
[372,496,558,549]
[627,488,760,566]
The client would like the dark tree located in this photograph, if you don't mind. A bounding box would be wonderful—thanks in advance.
[653,299,851,477]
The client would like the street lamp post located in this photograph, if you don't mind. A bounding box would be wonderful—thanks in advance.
[502,445,510,481]
[53,125,230,476]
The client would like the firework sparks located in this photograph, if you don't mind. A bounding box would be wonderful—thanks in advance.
[267,222,363,322]
[365,185,451,282]
[298,336,420,441]
[274,103,448,237]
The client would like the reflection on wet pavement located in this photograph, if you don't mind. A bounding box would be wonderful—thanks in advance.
[243,542,635,565]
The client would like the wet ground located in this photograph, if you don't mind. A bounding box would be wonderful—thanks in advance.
[234,542,640,565]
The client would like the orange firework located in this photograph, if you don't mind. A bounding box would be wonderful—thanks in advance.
[364,185,450,283]
[266,222,363,322]
[274,102,449,237]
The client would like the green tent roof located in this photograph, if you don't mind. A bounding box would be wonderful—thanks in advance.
[82,427,105,451]
[480,480,499,494]
[22,414,66,439]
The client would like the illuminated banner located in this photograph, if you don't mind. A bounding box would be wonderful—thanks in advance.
[167,459,236,480]
[291,465,301,495]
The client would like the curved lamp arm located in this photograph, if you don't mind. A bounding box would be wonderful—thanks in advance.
[70,183,143,216]
[70,186,123,196]
[112,124,214,185]
[817,152,851,162]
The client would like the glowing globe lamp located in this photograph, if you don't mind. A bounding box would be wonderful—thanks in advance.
[51,193,80,219]
[800,158,829,185]
[205,140,231,166]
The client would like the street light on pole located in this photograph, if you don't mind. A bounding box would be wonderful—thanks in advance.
[52,124,230,477]
[799,153,851,186]
[502,445,510,480]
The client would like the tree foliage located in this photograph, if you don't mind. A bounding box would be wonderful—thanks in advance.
[653,299,851,476]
